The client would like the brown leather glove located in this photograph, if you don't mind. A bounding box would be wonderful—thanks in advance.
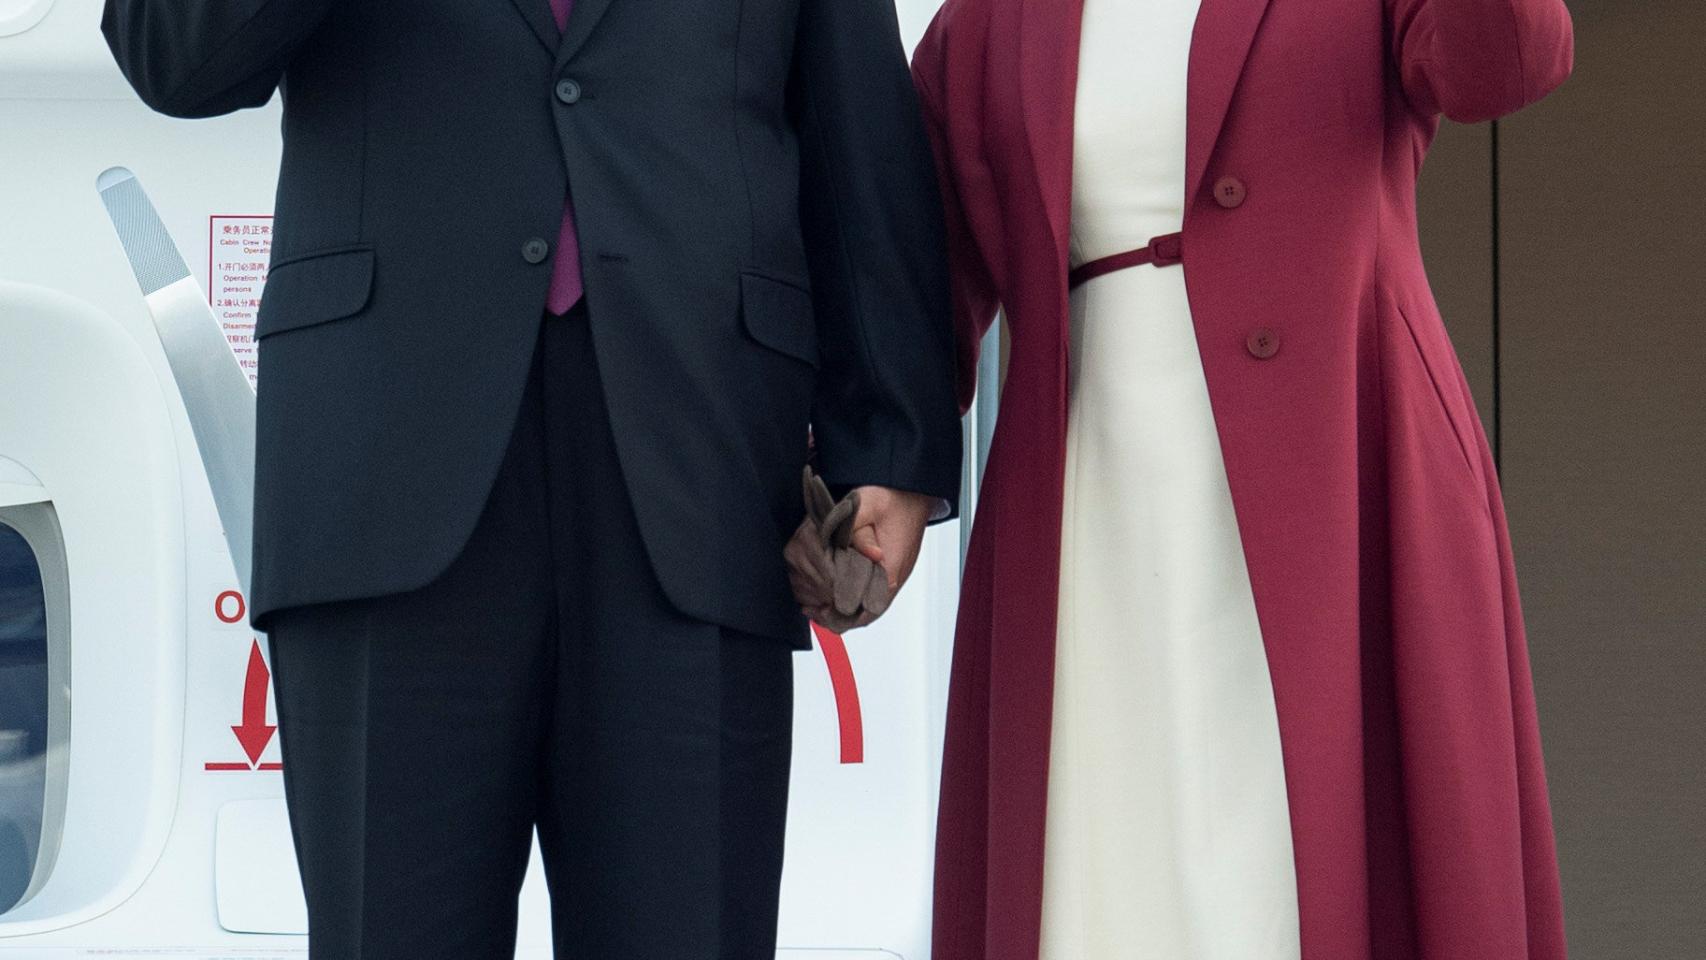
[801,466,894,630]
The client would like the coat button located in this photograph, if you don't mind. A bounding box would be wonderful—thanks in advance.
[1246,327,1280,359]
[1214,176,1247,209]
[555,78,582,105]
[522,237,551,264]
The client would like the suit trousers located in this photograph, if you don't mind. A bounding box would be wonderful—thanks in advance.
[265,303,798,959]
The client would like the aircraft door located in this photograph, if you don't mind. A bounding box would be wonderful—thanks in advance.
[0,282,187,935]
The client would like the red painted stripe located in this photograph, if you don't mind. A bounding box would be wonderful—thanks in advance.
[811,623,865,764]
[205,627,867,774]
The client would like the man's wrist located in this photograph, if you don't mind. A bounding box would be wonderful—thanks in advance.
[826,478,958,523]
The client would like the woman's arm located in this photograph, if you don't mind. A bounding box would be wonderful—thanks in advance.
[911,22,1000,417]
[101,0,338,118]
[1387,0,1575,122]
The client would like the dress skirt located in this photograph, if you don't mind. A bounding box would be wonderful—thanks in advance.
[1038,1,1302,956]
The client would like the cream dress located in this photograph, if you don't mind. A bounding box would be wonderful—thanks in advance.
[1039,0,1303,956]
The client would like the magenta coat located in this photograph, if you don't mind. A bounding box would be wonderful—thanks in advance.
[910,0,1575,957]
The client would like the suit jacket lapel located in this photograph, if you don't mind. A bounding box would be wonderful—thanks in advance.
[509,0,558,53]
[557,0,615,65]
[1185,0,1272,208]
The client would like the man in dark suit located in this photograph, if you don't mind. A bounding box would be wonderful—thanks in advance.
[101,0,960,955]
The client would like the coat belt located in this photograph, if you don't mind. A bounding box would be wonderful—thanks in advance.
[1068,231,1183,289]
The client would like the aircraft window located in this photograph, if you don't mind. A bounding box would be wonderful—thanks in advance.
[0,513,64,916]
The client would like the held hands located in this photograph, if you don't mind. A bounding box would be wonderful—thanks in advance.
[785,469,933,633]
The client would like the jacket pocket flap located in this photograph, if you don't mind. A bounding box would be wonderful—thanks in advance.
[256,246,375,339]
[739,271,818,368]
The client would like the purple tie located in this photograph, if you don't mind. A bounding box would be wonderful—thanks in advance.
[544,0,584,314]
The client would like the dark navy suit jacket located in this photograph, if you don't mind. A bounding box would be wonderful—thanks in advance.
[101,0,962,644]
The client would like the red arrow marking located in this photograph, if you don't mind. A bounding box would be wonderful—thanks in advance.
[811,623,864,764]
[230,640,277,767]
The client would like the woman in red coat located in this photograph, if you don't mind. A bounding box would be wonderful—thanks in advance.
[910,0,1575,958]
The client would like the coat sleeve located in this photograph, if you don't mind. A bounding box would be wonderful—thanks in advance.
[790,0,965,515]
[101,0,338,118]
[1387,0,1575,123]
[910,20,1000,417]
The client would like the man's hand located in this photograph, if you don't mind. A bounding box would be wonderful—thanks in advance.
[784,485,934,632]
[846,485,933,594]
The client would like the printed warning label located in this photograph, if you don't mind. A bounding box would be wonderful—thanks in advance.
[201,588,281,773]
[208,215,273,387]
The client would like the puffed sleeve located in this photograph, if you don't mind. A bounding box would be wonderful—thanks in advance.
[1388,0,1575,123]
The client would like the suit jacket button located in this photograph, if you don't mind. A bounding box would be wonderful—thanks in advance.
[523,238,551,264]
[1246,327,1280,359]
[1214,176,1247,209]
[555,78,582,105]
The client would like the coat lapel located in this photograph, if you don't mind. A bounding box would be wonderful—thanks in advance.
[1185,0,1272,208]
[1017,0,1085,271]
[557,0,616,65]
[509,0,558,53]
